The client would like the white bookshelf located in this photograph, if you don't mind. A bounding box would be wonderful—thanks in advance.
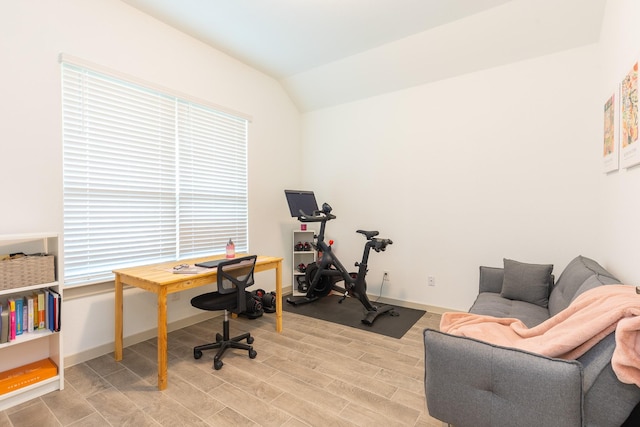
[0,233,63,411]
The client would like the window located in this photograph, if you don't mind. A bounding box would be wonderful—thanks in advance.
[61,59,248,287]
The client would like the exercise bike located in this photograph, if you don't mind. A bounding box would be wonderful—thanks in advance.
[286,202,397,326]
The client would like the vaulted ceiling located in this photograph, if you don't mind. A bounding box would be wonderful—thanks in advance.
[121,0,607,111]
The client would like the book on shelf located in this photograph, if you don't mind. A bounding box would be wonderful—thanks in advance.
[0,306,5,344]
[15,298,23,336]
[26,295,34,333]
[36,291,45,330]
[48,288,61,332]
[8,299,15,341]
[0,358,58,395]
[32,292,38,329]
[44,290,49,331]
[47,290,52,332]
[22,300,27,334]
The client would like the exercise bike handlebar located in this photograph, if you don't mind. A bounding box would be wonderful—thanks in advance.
[297,210,336,222]
[297,202,336,223]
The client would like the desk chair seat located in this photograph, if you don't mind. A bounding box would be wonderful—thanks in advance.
[190,255,258,370]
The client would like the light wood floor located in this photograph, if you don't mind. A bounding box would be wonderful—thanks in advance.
[0,306,443,427]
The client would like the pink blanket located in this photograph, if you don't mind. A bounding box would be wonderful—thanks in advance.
[440,284,640,386]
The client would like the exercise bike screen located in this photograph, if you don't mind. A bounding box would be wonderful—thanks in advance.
[285,190,318,217]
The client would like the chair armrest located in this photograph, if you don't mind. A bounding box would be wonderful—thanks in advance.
[478,266,504,293]
[423,329,584,427]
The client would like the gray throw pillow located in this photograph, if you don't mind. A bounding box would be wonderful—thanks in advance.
[500,258,553,307]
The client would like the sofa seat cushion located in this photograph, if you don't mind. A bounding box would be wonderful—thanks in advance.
[469,292,550,328]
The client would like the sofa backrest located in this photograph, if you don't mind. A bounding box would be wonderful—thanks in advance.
[548,256,619,317]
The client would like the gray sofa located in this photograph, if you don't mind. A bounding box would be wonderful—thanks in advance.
[423,255,640,427]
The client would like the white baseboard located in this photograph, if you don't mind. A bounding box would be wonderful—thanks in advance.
[64,294,453,367]
[64,311,218,367]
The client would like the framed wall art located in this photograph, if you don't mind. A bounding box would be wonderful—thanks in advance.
[603,88,619,173]
[620,61,640,169]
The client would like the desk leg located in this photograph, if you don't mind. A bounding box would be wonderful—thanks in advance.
[114,274,123,361]
[275,259,283,333]
[157,288,168,390]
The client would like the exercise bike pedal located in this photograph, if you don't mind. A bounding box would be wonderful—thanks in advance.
[338,293,349,304]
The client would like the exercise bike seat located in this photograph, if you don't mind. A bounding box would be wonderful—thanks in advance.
[356,230,379,240]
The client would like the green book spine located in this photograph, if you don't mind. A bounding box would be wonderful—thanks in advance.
[0,308,8,344]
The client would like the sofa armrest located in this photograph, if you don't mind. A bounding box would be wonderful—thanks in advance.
[478,266,504,293]
[423,329,584,427]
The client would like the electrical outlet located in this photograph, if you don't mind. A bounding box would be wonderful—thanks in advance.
[383,271,390,282]
[428,276,435,286]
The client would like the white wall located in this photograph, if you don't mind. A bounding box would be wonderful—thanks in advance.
[302,45,602,311]
[3,0,634,360]
[598,0,640,285]
[0,0,301,359]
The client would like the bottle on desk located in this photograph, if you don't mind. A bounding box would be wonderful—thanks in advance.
[226,239,235,258]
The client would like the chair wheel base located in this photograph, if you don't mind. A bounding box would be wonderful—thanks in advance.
[249,349,257,359]
[194,349,203,359]
[213,359,223,370]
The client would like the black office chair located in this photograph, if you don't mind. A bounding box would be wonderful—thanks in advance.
[190,255,258,370]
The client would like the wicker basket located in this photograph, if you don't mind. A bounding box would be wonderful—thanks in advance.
[0,255,55,291]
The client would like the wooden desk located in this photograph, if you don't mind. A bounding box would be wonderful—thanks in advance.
[113,255,283,390]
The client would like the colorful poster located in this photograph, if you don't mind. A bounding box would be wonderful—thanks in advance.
[620,62,640,168]
[603,90,619,173]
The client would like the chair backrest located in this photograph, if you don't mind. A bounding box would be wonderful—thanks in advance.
[217,255,257,295]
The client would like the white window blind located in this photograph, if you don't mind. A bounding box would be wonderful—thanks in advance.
[62,61,248,287]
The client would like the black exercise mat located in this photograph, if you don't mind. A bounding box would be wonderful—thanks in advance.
[282,294,425,339]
